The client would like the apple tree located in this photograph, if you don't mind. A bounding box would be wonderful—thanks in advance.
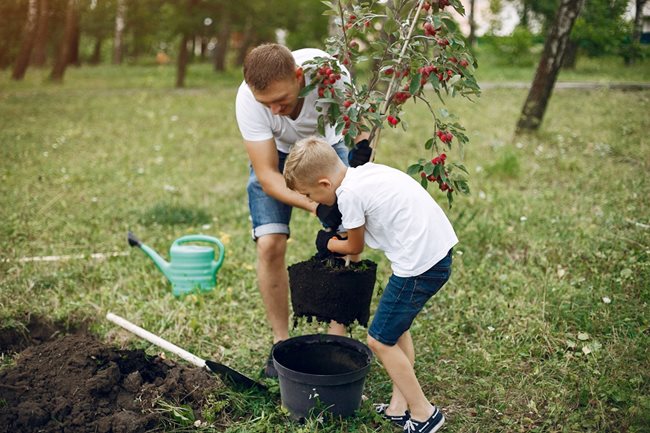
[300,0,480,206]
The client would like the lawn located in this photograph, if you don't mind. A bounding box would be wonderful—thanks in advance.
[1,57,649,432]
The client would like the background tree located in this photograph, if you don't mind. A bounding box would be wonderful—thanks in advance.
[625,0,648,65]
[175,0,201,88]
[467,0,477,47]
[516,0,584,133]
[563,0,628,68]
[11,0,39,80]
[31,0,52,67]
[0,1,28,70]
[113,0,126,64]
[212,1,231,72]
[50,0,78,82]
[81,0,115,65]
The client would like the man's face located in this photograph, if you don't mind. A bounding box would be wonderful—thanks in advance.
[251,75,301,116]
[296,180,337,206]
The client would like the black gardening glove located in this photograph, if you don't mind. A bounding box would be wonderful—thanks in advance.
[348,139,372,167]
[316,202,342,229]
[315,230,344,259]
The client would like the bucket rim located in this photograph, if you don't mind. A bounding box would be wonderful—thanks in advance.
[272,334,372,385]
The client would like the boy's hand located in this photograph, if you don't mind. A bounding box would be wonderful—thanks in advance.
[315,230,344,258]
[348,139,372,167]
[316,203,342,229]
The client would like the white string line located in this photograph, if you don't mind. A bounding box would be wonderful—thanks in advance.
[2,251,130,263]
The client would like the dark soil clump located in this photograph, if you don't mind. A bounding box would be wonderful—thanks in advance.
[0,326,218,433]
[288,256,377,327]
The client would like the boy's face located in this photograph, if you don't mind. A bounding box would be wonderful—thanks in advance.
[296,179,337,206]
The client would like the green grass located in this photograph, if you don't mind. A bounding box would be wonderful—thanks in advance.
[1,59,649,432]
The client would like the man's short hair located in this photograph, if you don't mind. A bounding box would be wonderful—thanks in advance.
[284,137,342,190]
[243,43,296,91]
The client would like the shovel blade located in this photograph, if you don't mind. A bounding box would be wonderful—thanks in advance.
[205,360,266,392]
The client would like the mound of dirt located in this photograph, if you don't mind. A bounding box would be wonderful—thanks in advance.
[0,328,219,433]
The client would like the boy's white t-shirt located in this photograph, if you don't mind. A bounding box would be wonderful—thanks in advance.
[336,163,458,277]
[235,48,350,154]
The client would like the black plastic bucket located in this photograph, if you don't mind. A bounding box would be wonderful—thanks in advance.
[272,334,373,420]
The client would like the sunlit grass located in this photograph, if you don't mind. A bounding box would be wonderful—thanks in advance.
[0,60,648,432]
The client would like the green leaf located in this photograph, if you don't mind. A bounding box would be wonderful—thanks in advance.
[335,120,345,135]
[453,163,469,174]
[407,163,422,175]
[425,138,434,150]
[420,176,428,189]
[330,102,341,120]
[299,82,317,98]
[423,161,434,175]
[409,73,422,95]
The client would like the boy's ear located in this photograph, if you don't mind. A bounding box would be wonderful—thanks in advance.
[317,178,332,188]
[295,67,303,80]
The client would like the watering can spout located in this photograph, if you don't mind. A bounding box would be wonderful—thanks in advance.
[127,231,173,279]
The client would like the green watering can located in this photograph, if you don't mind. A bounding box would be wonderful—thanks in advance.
[128,231,225,297]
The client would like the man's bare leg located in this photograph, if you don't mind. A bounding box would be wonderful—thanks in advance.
[328,320,347,336]
[256,234,290,343]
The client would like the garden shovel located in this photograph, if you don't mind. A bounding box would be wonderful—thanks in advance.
[106,312,266,392]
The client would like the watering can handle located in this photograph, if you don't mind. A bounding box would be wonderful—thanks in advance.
[172,235,226,271]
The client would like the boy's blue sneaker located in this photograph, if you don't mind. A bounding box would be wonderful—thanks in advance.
[375,403,410,427]
[402,406,445,433]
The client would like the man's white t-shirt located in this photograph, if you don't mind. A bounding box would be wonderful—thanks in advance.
[235,48,350,154]
[336,163,458,277]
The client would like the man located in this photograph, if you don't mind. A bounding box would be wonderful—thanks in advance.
[235,43,369,377]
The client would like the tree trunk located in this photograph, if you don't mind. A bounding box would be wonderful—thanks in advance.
[68,7,81,66]
[31,0,50,67]
[213,10,231,72]
[626,0,648,65]
[515,0,584,133]
[562,39,578,69]
[176,34,190,88]
[200,37,207,59]
[90,37,102,64]
[468,0,476,47]
[235,16,254,67]
[113,0,126,64]
[50,0,77,82]
[12,0,39,80]
[521,2,529,28]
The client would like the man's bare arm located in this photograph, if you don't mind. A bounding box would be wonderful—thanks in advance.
[245,138,318,213]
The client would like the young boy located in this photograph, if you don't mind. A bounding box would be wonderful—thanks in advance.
[284,136,457,433]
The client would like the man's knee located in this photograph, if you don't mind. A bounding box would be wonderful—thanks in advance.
[256,234,287,263]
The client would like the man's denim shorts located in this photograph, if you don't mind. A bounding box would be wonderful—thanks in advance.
[247,140,349,240]
[368,250,453,346]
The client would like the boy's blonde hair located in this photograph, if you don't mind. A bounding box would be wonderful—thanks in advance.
[243,44,296,91]
[284,136,343,190]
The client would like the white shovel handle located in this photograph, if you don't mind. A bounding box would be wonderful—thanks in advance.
[106,312,206,369]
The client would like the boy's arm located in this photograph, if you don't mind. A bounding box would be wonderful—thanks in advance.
[328,226,365,256]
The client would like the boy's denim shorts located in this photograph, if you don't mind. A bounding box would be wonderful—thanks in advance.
[368,250,453,346]
[247,140,349,240]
